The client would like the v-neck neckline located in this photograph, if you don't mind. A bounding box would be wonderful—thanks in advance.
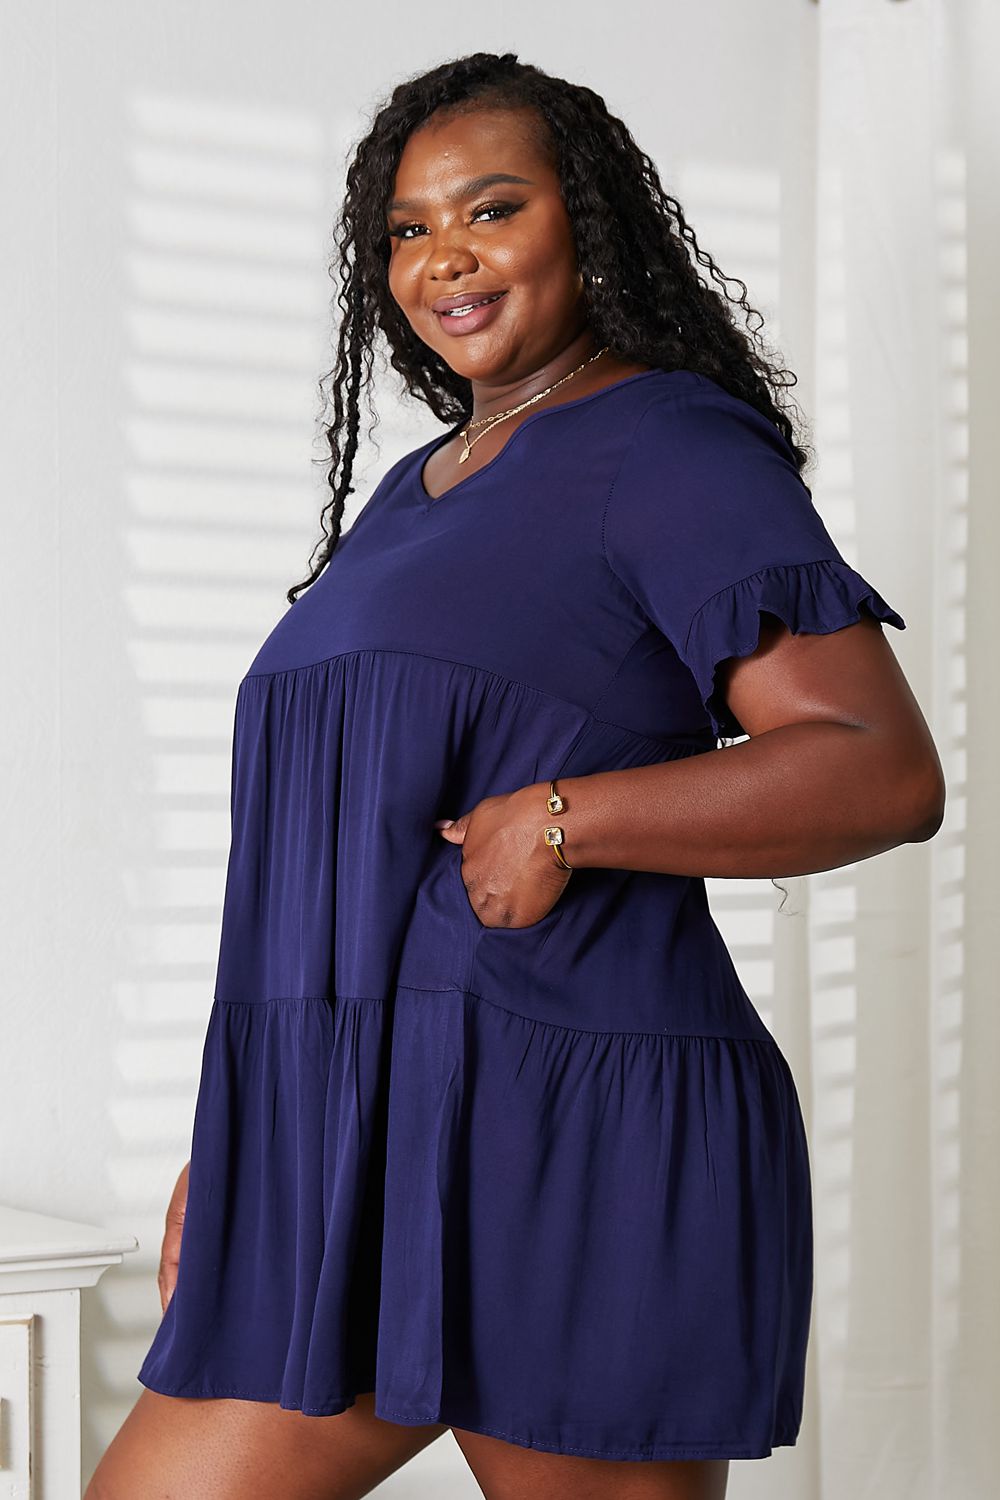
[414,367,664,508]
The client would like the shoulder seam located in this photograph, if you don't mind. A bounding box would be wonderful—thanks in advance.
[599,386,815,631]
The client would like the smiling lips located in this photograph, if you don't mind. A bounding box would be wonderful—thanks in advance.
[431,294,503,318]
[432,289,508,336]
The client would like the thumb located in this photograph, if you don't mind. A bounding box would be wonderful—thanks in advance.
[434,813,467,842]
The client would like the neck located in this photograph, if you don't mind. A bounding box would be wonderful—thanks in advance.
[466,335,605,423]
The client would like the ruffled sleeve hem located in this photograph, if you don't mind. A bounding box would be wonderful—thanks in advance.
[682,558,907,740]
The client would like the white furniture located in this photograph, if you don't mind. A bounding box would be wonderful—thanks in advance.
[0,1205,138,1499]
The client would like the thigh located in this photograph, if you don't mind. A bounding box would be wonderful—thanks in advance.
[450,1427,729,1500]
[85,1388,450,1500]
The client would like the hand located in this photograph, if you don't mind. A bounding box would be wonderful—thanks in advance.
[435,782,572,929]
[158,1160,189,1315]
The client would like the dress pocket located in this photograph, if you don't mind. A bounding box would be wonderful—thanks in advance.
[395,838,481,992]
[396,839,569,1002]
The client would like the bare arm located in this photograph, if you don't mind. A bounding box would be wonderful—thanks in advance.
[530,614,944,880]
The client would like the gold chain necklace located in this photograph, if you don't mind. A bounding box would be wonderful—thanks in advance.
[455,345,611,464]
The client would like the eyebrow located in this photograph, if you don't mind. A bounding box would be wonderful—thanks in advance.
[386,172,535,214]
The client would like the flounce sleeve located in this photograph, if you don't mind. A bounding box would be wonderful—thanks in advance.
[602,381,907,740]
[682,558,907,739]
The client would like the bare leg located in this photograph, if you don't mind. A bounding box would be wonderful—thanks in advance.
[451,1427,729,1500]
[85,1388,450,1500]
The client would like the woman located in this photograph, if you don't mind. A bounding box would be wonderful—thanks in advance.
[88,51,944,1500]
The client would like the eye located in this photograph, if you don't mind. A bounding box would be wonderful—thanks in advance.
[387,221,421,241]
[387,200,522,241]
[471,199,520,224]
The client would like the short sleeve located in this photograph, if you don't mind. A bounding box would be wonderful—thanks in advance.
[602,386,907,739]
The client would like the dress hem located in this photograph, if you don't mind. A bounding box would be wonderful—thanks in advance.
[136,1371,796,1461]
[137,1370,378,1419]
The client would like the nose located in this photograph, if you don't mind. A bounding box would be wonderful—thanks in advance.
[428,245,479,281]
[422,223,480,281]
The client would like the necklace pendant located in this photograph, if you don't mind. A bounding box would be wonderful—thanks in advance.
[458,447,470,464]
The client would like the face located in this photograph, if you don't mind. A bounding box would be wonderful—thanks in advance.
[385,106,591,392]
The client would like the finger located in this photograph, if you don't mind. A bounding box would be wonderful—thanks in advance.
[440,809,472,838]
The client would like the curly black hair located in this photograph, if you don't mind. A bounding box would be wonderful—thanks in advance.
[288,49,814,609]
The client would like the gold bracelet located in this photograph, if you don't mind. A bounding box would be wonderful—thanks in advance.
[542,779,573,871]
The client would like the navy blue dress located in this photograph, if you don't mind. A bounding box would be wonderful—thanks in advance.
[136,367,906,1461]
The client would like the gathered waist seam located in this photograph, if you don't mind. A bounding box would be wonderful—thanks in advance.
[213,986,778,1045]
